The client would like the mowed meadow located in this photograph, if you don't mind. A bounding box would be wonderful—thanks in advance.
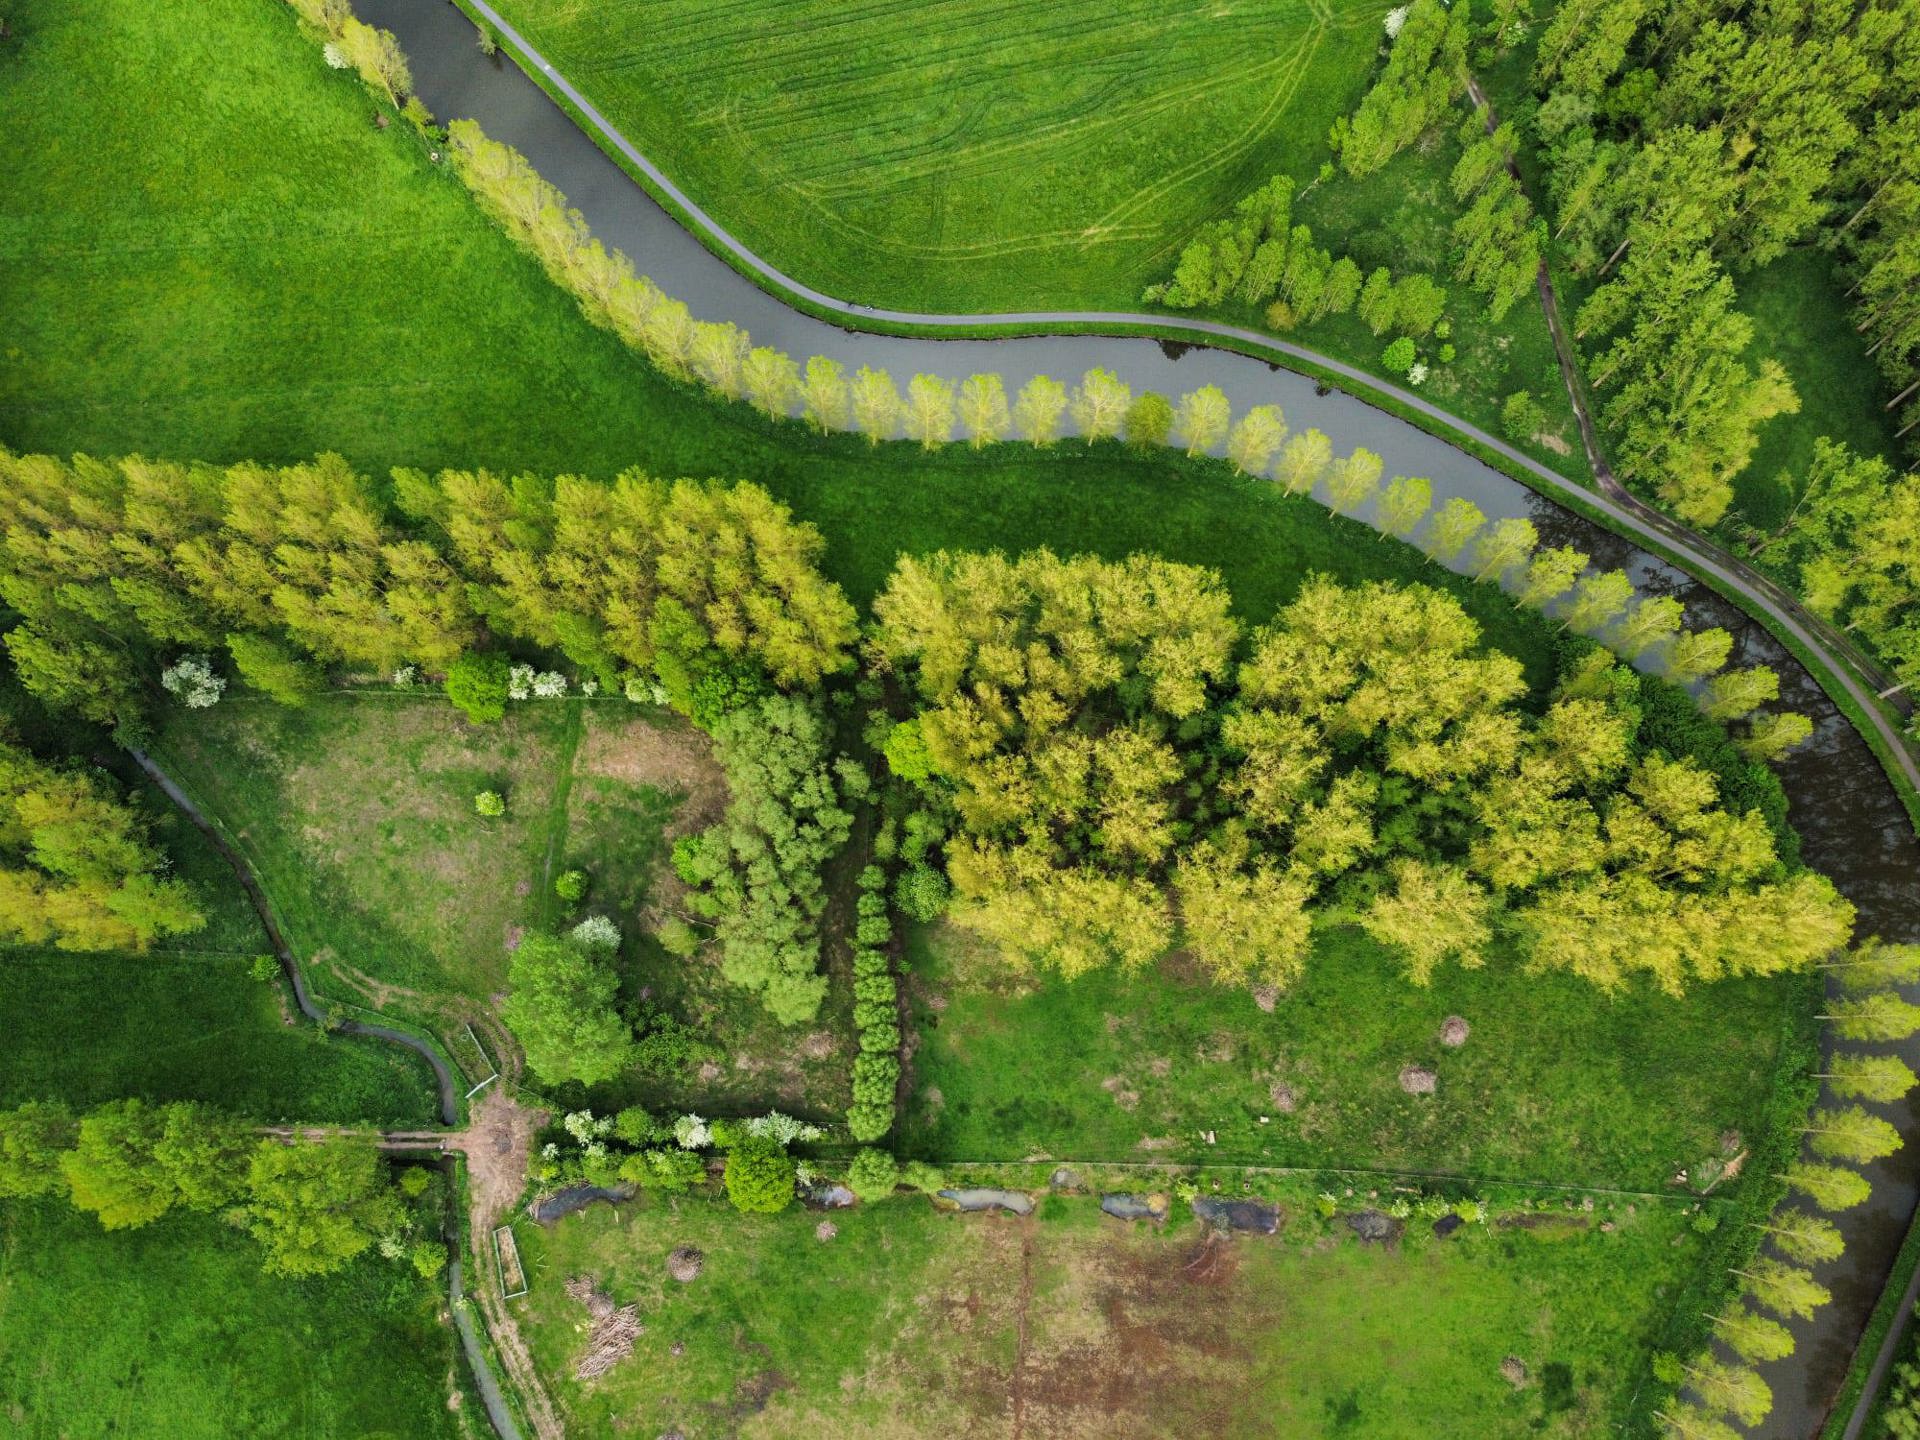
[483,0,1387,309]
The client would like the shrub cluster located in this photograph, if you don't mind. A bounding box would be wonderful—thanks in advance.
[847,862,902,1143]
[675,696,864,1025]
[0,1097,429,1278]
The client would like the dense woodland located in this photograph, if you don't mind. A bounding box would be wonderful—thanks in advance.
[871,552,1848,994]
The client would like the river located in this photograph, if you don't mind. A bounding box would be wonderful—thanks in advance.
[353,2,1920,1432]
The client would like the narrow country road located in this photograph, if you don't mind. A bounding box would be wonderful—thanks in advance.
[440,0,1916,803]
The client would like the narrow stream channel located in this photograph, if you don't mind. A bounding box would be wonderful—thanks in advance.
[349,3,1920,1431]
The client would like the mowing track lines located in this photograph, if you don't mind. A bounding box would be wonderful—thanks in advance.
[1086,25,1324,242]
[781,47,1306,196]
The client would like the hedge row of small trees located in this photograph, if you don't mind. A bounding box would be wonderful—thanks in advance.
[1656,939,1920,1438]
[0,1097,436,1279]
[1143,171,1449,342]
[847,862,902,1142]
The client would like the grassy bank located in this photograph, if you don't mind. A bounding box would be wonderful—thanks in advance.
[900,923,1804,1190]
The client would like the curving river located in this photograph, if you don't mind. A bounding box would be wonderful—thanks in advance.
[356,1,1920,1432]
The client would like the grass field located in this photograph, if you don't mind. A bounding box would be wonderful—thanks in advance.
[0,949,441,1125]
[151,695,855,1116]
[482,0,1385,312]
[513,1186,1698,1438]
[0,1201,464,1439]
[900,924,1810,1189]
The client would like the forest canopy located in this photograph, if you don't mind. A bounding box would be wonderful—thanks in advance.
[872,551,1851,994]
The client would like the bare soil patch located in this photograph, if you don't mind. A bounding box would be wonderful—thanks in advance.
[574,710,726,836]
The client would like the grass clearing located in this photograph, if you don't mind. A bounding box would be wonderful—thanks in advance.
[0,1201,463,1439]
[1729,247,1906,535]
[0,949,441,1125]
[514,1187,1698,1438]
[481,0,1385,311]
[901,923,1809,1190]
[151,695,854,1116]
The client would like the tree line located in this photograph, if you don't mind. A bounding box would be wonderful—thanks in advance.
[1658,937,1920,1440]
[0,737,204,951]
[0,450,856,731]
[870,552,1850,995]
[0,1097,437,1279]
[1143,170,1452,339]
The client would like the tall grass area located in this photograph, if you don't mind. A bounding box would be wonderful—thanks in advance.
[900,925,1809,1189]
[0,950,441,1125]
[515,1188,1697,1438]
[0,1202,462,1438]
[480,0,1384,311]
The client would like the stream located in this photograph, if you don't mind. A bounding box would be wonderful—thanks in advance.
[326,2,1920,1431]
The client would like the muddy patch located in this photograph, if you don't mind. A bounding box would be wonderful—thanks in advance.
[1344,1210,1404,1246]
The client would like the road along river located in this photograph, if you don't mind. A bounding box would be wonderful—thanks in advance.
[352,2,1920,1431]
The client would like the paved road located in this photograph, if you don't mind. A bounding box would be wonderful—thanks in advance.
[457,0,1917,803]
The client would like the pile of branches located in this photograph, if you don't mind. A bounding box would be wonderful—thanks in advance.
[564,1275,643,1381]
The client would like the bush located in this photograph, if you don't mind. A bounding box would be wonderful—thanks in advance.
[398,1166,430,1199]
[894,864,951,922]
[856,891,889,920]
[656,916,701,958]
[857,863,888,893]
[847,1102,894,1143]
[249,954,279,983]
[621,1147,705,1194]
[1501,389,1547,441]
[852,948,890,979]
[900,1160,945,1194]
[1438,343,1456,363]
[853,974,897,1006]
[554,868,589,903]
[410,1240,447,1279]
[1381,337,1417,375]
[858,1023,901,1054]
[474,789,505,817]
[446,653,510,723]
[882,718,933,783]
[570,914,621,952]
[846,1148,900,1202]
[611,1106,659,1146]
[855,915,892,946]
[723,1136,796,1214]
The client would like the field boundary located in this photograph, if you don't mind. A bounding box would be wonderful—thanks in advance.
[440,0,1919,829]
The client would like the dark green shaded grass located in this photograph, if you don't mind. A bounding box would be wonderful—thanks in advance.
[1730,247,1905,535]
[0,949,441,1125]
[0,1202,461,1439]
[900,922,1803,1191]
[513,1186,1697,1438]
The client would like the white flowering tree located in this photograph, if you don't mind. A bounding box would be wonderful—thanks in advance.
[161,654,226,708]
